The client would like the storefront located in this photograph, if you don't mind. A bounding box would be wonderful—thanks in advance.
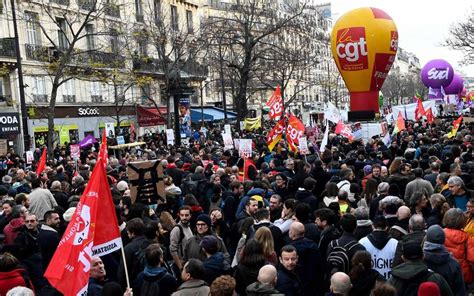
[27,105,137,148]
[0,111,20,154]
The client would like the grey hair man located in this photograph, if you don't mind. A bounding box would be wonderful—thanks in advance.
[447,176,471,211]
[392,214,426,267]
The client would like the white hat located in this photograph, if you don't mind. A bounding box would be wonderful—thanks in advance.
[63,207,76,222]
[117,180,129,192]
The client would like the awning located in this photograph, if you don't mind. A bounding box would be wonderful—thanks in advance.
[190,107,237,122]
[136,105,167,126]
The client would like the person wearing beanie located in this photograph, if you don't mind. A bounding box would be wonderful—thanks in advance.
[184,214,229,264]
[389,242,453,296]
[354,207,373,240]
[423,225,466,296]
[201,235,230,285]
[417,282,440,296]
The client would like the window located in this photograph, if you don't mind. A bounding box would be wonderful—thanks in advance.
[25,12,41,45]
[90,81,103,102]
[170,5,178,31]
[110,29,119,54]
[56,18,68,50]
[141,84,151,104]
[85,24,95,51]
[32,76,47,103]
[153,0,161,25]
[186,10,193,34]
[135,0,143,22]
[138,39,147,56]
[62,80,75,103]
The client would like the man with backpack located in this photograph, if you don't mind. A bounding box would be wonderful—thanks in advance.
[389,242,453,296]
[133,243,178,296]
[170,206,194,272]
[326,214,365,275]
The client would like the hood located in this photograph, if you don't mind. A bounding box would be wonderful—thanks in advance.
[391,261,429,280]
[295,190,313,200]
[247,188,265,197]
[190,205,203,213]
[204,252,225,270]
[143,266,168,278]
[323,196,338,207]
[0,268,26,281]
[291,237,314,250]
[445,228,469,245]
[246,282,280,294]
[357,219,372,227]
[9,217,25,230]
[423,242,451,265]
[367,230,391,250]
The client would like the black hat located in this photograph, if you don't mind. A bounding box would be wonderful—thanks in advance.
[200,235,218,254]
[402,242,423,261]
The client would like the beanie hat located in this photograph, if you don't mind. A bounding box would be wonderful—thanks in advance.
[426,225,445,244]
[196,214,211,228]
[200,235,219,254]
[116,180,129,192]
[417,282,440,296]
[363,165,372,175]
[403,242,424,261]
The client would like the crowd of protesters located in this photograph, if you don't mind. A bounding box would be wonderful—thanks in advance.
[0,117,474,296]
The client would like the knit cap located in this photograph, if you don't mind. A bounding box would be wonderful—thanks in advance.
[196,214,211,228]
[426,225,445,244]
[417,282,440,296]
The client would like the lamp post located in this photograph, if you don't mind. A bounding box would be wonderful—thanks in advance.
[11,0,30,153]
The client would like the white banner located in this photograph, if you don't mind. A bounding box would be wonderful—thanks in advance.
[26,151,34,164]
[239,139,252,158]
[224,124,231,135]
[222,133,233,151]
[166,129,174,146]
[298,137,309,155]
[391,100,437,121]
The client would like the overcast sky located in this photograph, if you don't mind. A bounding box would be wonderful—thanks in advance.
[322,0,474,77]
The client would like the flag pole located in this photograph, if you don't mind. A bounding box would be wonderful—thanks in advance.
[243,157,246,183]
[120,244,131,289]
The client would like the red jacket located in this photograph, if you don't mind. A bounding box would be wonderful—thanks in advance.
[3,218,25,245]
[444,228,474,284]
[0,268,33,295]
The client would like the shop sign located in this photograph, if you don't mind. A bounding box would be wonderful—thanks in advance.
[78,107,100,116]
[0,113,20,136]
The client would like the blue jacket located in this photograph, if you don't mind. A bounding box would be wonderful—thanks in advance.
[236,188,270,216]
[203,252,230,284]
[276,265,302,296]
[133,266,178,296]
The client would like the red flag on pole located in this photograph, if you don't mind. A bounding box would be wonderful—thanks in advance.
[415,98,426,121]
[335,120,344,134]
[44,156,122,296]
[99,129,108,166]
[286,115,305,151]
[426,108,434,124]
[36,148,47,176]
[266,86,283,120]
[266,119,285,151]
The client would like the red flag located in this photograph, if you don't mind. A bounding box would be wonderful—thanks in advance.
[44,157,122,296]
[286,115,305,152]
[266,86,283,120]
[99,129,108,166]
[415,98,426,120]
[266,119,285,151]
[426,108,434,124]
[335,120,344,134]
[36,148,47,176]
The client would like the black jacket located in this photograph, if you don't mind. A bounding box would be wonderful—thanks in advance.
[392,230,426,267]
[290,238,324,296]
[118,234,149,288]
[318,226,341,261]
[276,265,302,296]
[295,190,318,213]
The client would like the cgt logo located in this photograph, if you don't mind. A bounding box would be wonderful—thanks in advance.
[336,27,368,71]
[390,31,398,52]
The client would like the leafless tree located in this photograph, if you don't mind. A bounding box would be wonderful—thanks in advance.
[445,10,474,64]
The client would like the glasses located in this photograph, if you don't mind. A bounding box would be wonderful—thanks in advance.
[196,223,208,227]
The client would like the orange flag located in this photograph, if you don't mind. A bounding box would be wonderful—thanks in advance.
[426,108,434,124]
[415,98,426,121]
[44,156,122,295]
[392,111,405,135]
[36,148,47,176]
[266,86,283,120]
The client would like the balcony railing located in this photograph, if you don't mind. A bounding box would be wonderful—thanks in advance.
[33,94,48,103]
[49,0,69,5]
[25,44,51,61]
[87,51,125,67]
[0,38,16,58]
[132,57,163,73]
[63,95,76,103]
[105,4,120,18]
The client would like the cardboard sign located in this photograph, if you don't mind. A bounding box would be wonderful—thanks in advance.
[298,137,309,155]
[70,144,80,160]
[239,139,252,158]
[166,129,174,146]
[127,160,165,204]
[116,136,125,145]
[105,122,115,137]
[222,133,233,151]
[224,124,231,135]
[26,150,34,164]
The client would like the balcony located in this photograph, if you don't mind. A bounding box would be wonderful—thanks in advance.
[132,56,163,73]
[49,0,69,5]
[63,95,76,103]
[74,51,125,68]
[25,44,51,61]
[0,38,16,58]
[78,0,95,11]
[105,4,120,18]
[33,94,48,103]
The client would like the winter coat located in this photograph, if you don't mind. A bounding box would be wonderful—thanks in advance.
[0,268,34,296]
[389,261,453,296]
[172,280,209,296]
[246,282,284,296]
[318,225,341,261]
[202,252,230,285]
[294,189,318,212]
[275,265,302,296]
[424,241,466,296]
[234,262,265,296]
[3,217,25,245]
[349,269,384,296]
[444,228,474,284]
[133,266,178,296]
[290,237,324,296]
[392,230,425,267]
[464,215,474,237]
[359,230,398,279]
[354,221,373,241]
[117,234,149,288]
[37,224,60,272]
[184,234,228,263]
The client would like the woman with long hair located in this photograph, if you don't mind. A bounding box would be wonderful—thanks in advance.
[361,179,378,208]
[254,226,277,266]
[409,191,431,220]
[233,239,267,296]
[427,193,451,227]
[348,250,385,296]
[321,182,339,208]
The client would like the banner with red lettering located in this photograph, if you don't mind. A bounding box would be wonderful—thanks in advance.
[266,86,283,120]
[44,157,122,296]
[286,115,305,150]
[266,119,285,151]
[335,120,353,141]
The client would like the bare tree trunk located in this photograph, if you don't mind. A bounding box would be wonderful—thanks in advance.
[47,77,60,159]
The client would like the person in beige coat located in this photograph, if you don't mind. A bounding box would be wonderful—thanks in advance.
[172,259,210,296]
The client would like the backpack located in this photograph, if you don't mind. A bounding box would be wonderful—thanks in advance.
[133,241,149,277]
[398,269,434,296]
[140,273,164,296]
[327,240,359,274]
